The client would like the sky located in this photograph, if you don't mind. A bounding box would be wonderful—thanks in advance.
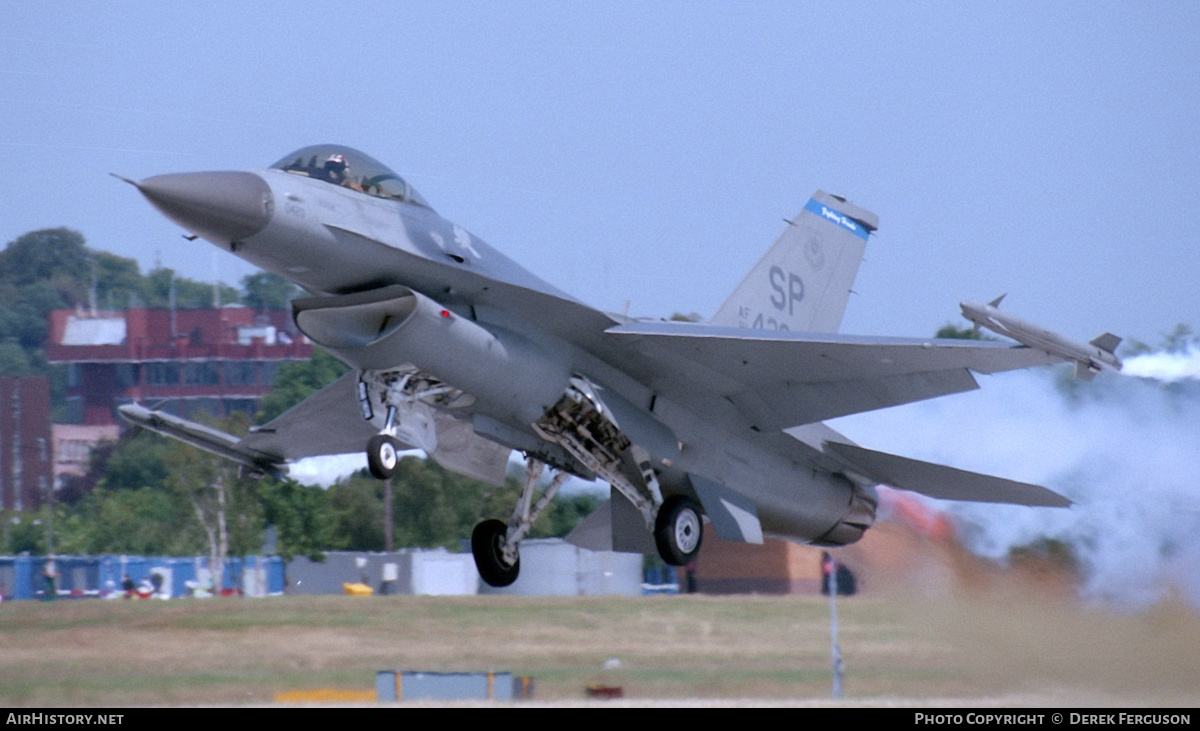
[2,1,1198,348]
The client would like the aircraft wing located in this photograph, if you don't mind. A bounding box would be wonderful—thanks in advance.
[122,370,511,485]
[118,372,388,474]
[241,371,381,461]
[603,321,1064,429]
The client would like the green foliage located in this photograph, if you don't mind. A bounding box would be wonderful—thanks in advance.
[0,282,65,352]
[0,228,90,300]
[255,349,349,423]
[0,340,34,376]
[390,457,482,549]
[69,487,200,555]
[91,251,146,309]
[139,267,241,309]
[935,322,988,340]
[242,272,302,311]
[257,477,339,560]
[96,430,174,492]
[48,411,600,557]
[0,229,246,422]
[325,475,387,551]
[56,440,119,507]
[1,509,53,555]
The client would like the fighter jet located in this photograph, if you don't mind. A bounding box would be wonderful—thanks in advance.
[960,295,1122,380]
[118,145,1088,587]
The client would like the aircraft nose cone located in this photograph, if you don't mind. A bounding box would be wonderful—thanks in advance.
[135,171,274,243]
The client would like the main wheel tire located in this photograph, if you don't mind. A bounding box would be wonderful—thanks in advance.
[655,495,704,566]
[471,519,520,587]
[366,434,400,480]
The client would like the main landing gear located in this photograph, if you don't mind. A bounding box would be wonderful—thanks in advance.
[360,369,707,587]
[466,457,705,588]
[471,519,518,588]
[468,378,706,587]
[470,459,570,587]
[654,494,704,566]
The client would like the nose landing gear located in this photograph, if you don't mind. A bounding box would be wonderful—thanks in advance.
[366,433,401,480]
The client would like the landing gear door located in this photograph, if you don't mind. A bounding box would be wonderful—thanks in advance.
[564,488,656,555]
[689,474,764,544]
[428,413,511,486]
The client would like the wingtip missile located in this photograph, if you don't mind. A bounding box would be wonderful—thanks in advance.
[959,297,1122,379]
[118,403,286,478]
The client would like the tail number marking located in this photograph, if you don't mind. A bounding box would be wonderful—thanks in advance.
[769,265,805,316]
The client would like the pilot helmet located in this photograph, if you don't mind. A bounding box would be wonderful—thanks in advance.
[325,154,349,174]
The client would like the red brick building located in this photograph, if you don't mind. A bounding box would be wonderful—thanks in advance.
[0,376,53,510]
[47,307,313,426]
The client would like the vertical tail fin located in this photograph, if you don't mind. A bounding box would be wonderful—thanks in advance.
[709,191,877,333]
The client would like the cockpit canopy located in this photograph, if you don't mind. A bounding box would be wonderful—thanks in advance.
[270,145,431,209]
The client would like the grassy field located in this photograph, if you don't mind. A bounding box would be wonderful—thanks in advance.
[2,585,1199,707]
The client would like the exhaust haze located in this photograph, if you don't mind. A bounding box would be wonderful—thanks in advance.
[831,349,1200,610]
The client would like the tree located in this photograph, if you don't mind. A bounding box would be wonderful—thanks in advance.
[56,438,119,507]
[68,487,197,556]
[256,349,349,423]
[162,415,264,586]
[96,429,174,493]
[0,339,33,376]
[257,477,339,560]
[935,322,989,340]
[55,429,200,555]
[243,272,302,311]
[139,267,241,309]
[0,282,66,351]
[0,228,90,302]
[92,251,147,309]
[325,474,387,551]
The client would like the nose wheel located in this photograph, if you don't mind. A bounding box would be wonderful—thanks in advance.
[366,434,400,479]
[655,495,704,566]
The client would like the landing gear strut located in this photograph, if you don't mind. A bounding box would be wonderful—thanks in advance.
[359,368,460,480]
[470,458,569,587]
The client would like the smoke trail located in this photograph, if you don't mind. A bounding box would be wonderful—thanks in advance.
[1122,347,1200,383]
[830,355,1200,610]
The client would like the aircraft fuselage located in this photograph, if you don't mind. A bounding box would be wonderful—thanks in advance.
[133,158,872,547]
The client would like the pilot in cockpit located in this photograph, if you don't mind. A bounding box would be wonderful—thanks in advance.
[321,154,363,191]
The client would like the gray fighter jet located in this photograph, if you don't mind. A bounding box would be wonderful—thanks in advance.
[118,145,1089,587]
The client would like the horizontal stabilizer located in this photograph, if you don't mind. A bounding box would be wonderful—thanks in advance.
[823,441,1071,508]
